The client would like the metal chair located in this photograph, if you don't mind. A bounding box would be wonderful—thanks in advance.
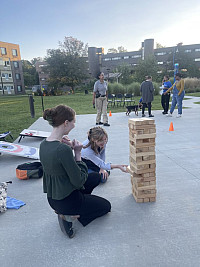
[107,94,115,107]
[124,93,135,106]
[115,93,124,107]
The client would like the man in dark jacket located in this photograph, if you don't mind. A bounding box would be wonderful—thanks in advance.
[140,76,154,117]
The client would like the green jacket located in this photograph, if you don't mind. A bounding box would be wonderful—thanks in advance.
[39,140,88,200]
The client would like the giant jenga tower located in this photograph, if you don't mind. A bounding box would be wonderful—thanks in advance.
[128,118,156,203]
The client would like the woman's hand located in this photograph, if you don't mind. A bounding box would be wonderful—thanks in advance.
[72,139,83,152]
[99,168,109,179]
[62,135,73,148]
[72,139,83,161]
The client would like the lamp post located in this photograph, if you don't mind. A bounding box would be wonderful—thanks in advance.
[106,68,110,82]
[173,46,179,82]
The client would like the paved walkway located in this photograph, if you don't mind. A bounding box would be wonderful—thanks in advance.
[0,96,200,267]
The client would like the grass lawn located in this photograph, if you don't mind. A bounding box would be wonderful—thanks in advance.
[0,92,199,141]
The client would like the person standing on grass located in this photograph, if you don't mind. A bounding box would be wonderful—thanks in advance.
[40,105,111,239]
[164,73,185,118]
[93,72,110,126]
[161,75,172,115]
[140,75,154,117]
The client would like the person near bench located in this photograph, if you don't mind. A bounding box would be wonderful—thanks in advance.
[93,72,110,126]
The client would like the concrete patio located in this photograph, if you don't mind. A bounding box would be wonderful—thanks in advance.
[0,96,200,267]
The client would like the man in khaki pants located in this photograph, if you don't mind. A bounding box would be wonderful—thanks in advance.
[93,72,110,126]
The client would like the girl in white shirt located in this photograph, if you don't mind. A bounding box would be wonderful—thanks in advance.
[81,127,128,183]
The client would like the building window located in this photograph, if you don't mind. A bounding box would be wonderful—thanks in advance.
[195,48,200,52]
[4,61,10,66]
[185,50,191,53]
[112,57,121,60]
[17,85,22,92]
[155,52,167,56]
[9,73,12,78]
[39,64,47,67]
[12,49,18,56]
[13,61,19,68]
[194,58,200,61]
[1,47,7,55]
[157,62,164,64]
[15,73,21,80]
[131,55,141,58]
[124,56,129,59]
[104,58,111,61]
[41,78,46,81]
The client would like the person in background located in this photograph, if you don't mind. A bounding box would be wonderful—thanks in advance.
[40,105,111,239]
[81,126,128,183]
[93,72,110,126]
[164,73,185,118]
[161,75,172,114]
[140,75,154,117]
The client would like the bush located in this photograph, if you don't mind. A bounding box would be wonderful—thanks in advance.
[108,82,125,95]
[184,77,200,93]
[153,82,160,96]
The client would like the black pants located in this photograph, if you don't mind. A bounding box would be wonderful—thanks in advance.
[142,102,152,115]
[161,93,170,113]
[47,172,111,227]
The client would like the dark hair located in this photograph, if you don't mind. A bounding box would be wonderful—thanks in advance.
[164,75,169,80]
[43,104,75,127]
[96,72,104,79]
[83,126,108,154]
[175,73,182,78]
[145,75,152,80]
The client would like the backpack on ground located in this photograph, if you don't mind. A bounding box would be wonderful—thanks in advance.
[16,162,43,180]
[0,181,12,213]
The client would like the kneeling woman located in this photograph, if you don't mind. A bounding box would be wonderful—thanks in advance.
[39,105,111,238]
[81,126,128,183]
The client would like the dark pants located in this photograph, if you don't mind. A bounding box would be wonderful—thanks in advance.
[161,93,170,113]
[142,102,152,115]
[47,172,111,227]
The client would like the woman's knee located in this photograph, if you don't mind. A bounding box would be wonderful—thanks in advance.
[88,172,101,186]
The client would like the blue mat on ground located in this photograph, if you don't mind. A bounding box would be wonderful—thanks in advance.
[6,196,26,209]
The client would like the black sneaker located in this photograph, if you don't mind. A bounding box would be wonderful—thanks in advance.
[149,114,154,117]
[58,215,75,238]
[99,122,103,125]
[142,114,145,117]
[96,123,99,125]
[103,123,110,126]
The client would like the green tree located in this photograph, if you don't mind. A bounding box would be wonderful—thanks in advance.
[107,48,118,54]
[156,43,165,49]
[59,36,88,57]
[45,36,89,91]
[118,46,127,53]
[134,56,159,83]
[116,64,134,85]
[22,60,39,87]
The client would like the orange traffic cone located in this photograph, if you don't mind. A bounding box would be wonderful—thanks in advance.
[169,122,174,131]
[109,110,112,117]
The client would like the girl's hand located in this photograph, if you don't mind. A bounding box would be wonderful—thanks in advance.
[99,168,109,179]
[118,165,129,173]
[62,135,73,148]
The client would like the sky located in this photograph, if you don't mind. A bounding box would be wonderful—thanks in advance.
[1,0,200,61]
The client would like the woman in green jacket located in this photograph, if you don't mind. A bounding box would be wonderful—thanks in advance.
[39,105,111,238]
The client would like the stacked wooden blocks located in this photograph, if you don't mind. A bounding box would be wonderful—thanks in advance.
[128,118,156,203]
